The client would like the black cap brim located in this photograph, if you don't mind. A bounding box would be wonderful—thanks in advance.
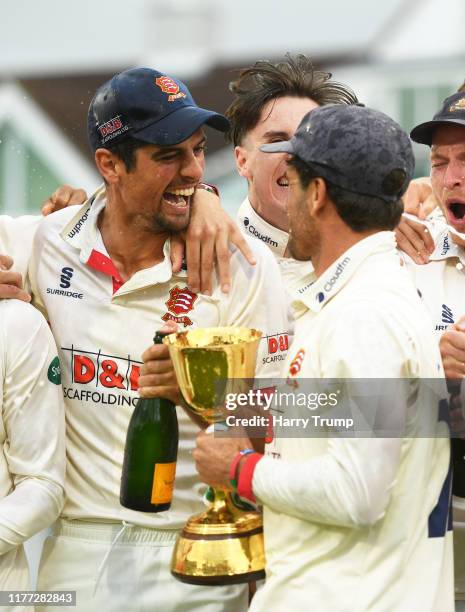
[260,140,296,154]
[410,118,465,146]
[133,105,230,147]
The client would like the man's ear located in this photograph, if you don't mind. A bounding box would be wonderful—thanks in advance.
[94,149,123,184]
[308,177,328,216]
[235,145,251,179]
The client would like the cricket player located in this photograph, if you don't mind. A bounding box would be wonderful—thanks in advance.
[193,104,454,611]
[21,67,288,611]
[225,55,446,273]
[406,91,465,607]
[132,55,434,320]
[394,80,465,263]
[39,55,434,298]
[225,55,357,293]
[140,55,360,382]
[0,297,65,608]
[35,55,358,301]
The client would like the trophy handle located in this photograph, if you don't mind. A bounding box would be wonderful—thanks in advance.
[204,486,256,511]
[198,487,257,525]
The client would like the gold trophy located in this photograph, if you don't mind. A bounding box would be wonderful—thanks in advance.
[163,327,266,585]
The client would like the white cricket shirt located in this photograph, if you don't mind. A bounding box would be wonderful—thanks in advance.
[28,189,289,529]
[249,232,453,612]
[404,222,465,599]
[0,215,40,282]
[0,300,65,580]
[237,198,315,299]
[404,225,465,336]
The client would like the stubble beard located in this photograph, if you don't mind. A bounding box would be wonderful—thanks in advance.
[150,206,192,234]
[288,213,320,262]
[288,234,316,261]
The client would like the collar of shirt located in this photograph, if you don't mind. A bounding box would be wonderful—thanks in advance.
[429,227,465,267]
[60,186,186,295]
[60,186,104,261]
[236,198,289,257]
[291,231,397,314]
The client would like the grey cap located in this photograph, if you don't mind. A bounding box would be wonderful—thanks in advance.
[261,104,414,203]
[410,91,465,146]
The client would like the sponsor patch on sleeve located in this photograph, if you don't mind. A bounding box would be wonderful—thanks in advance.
[47,356,62,385]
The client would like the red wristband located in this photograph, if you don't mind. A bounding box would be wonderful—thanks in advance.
[237,453,263,503]
[229,449,255,489]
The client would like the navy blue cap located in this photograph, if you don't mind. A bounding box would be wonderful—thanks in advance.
[410,91,465,146]
[261,104,414,203]
[87,67,230,151]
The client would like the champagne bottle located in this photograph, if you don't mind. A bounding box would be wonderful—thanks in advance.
[120,332,179,512]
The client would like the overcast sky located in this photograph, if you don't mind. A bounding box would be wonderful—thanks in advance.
[1,0,407,77]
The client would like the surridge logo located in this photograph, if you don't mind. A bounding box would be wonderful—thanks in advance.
[442,304,454,324]
[46,266,83,299]
[60,267,73,289]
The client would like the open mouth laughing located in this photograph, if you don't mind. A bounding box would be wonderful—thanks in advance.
[162,187,195,212]
[445,197,465,229]
[277,175,289,188]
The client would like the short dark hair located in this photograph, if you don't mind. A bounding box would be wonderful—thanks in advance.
[105,137,148,172]
[288,156,403,232]
[226,54,359,146]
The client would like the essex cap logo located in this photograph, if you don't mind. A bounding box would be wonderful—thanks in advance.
[87,67,229,151]
[410,92,465,146]
[155,76,186,100]
[261,104,414,203]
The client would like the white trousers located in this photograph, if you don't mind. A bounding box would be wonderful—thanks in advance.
[37,519,248,612]
[0,546,32,612]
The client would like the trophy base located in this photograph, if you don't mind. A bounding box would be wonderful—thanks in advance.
[171,569,265,586]
[170,495,266,586]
